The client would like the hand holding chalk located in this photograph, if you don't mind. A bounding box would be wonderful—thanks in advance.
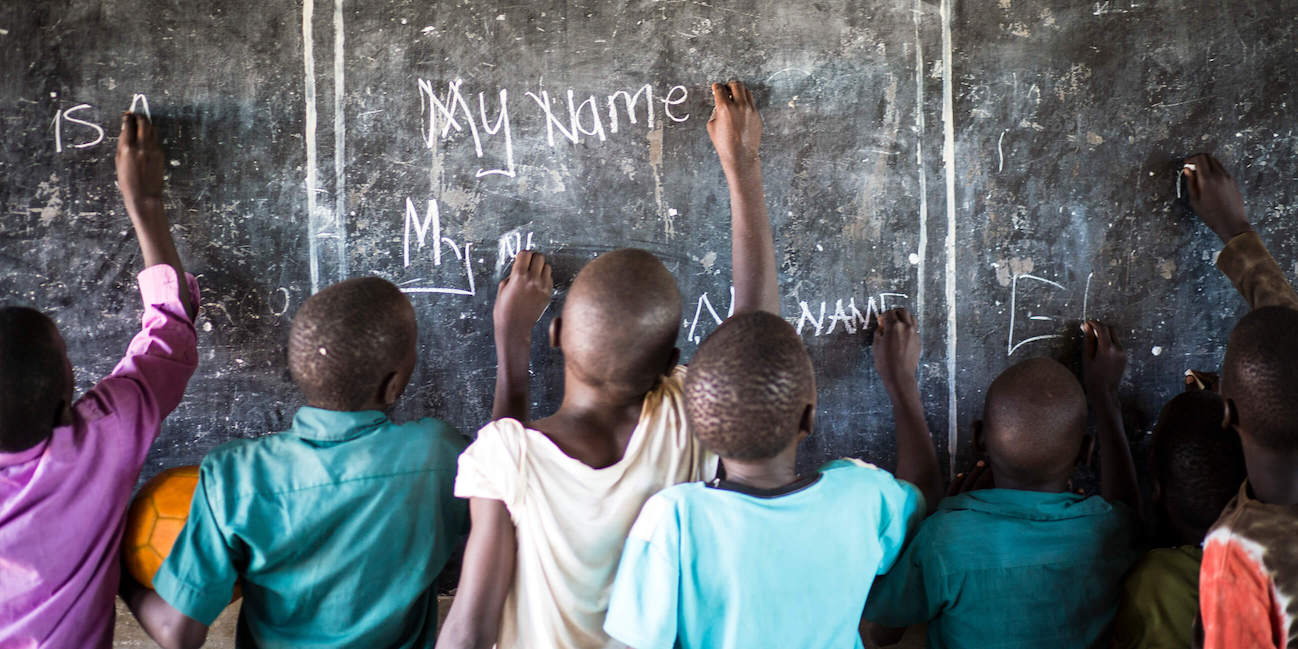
[707,80,762,177]
[872,308,921,397]
[1182,153,1252,244]
[1082,321,1126,401]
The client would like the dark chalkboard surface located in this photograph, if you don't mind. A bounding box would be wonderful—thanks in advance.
[2,0,1294,482]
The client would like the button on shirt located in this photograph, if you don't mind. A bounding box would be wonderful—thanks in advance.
[864,489,1141,649]
[0,266,199,649]
[153,407,467,649]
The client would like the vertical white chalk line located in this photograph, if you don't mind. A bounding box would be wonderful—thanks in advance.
[913,0,928,354]
[941,0,959,476]
[303,0,320,293]
[997,129,1006,172]
[333,0,347,278]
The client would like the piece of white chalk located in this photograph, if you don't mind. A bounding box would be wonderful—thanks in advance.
[1183,163,1197,171]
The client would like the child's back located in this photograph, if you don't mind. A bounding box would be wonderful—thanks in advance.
[155,408,464,644]
[1113,391,1246,649]
[451,250,713,648]
[129,277,467,648]
[866,354,1142,649]
[0,114,198,649]
[604,309,937,649]
[1200,306,1298,648]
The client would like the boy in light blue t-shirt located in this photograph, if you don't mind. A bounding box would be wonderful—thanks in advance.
[603,308,943,649]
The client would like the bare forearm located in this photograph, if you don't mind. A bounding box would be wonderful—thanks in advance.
[121,582,206,649]
[491,332,531,421]
[887,381,942,512]
[1091,391,1140,511]
[725,163,779,315]
[126,198,194,320]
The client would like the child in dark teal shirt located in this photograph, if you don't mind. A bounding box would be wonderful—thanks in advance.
[865,328,1143,649]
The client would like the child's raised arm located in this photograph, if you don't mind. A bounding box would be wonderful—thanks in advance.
[1082,321,1140,512]
[117,113,193,320]
[490,250,553,422]
[873,308,942,511]
[707,81,779,315]
[1182,153,1298,311]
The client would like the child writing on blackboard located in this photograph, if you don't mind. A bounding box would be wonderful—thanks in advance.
[120,262,534,645]
[0,113,199,649]
[864,330,1143,649]
[600,304,941,648]
[1113,389,1245,649]
[1173,154,1298,648]
[435,81,785,649]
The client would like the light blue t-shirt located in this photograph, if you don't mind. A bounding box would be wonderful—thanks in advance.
[603,458,925,649]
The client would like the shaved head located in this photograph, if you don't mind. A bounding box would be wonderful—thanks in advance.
[983,358,1087,485]
[685,311,815,460]
[0,307,72,452]
[289,277,416,411]
[1223,306,1298,452]
[559,249,681,392]
[1153,391,1246,535]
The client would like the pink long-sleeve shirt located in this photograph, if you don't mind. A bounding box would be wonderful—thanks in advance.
[0,265,199,649]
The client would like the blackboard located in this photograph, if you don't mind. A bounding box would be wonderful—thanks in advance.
[2,0,1294,483]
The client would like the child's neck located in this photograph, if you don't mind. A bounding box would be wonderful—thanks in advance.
[1242,442,1298,506]
[529,373,650,469]
[987,464,1070,493]
[720,443,800,490]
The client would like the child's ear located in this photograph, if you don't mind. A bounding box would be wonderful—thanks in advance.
[1077,434,1096,467]
[379,371,404,408]
[549,317,562,349]
[665,347,681,375]
[798,403,815,440]
[1221,397,1239,430]
[54,400,73,428]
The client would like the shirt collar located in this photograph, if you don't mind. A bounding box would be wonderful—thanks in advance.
[0,437,49,468]
[291,406,389,442]
[939,488,1114,521]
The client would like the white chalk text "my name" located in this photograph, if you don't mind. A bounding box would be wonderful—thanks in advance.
[418,79,690,178]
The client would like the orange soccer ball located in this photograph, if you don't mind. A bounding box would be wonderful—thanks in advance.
[123,465,199,589]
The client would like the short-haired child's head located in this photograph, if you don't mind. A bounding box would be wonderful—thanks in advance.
[684,311,815,460]
[0,306,73,452]
[982,358,1087,486]
[1152,391,1246,536]
[558,249,681,391]
[288,277,417,411]
[1223,306,1298,453]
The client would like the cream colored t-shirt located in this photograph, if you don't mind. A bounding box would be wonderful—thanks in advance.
[454,367,716,649]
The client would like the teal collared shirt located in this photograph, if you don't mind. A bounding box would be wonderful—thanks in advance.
[154,407,468,649]
[864,489,1141,649]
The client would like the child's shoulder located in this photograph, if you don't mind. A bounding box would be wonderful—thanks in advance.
[819,458,917,493]
[390,416,467,455]
[464,417,528,456]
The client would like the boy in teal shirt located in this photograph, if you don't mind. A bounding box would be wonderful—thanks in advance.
[864,325,1143,649]
[603,305,942,649]
[122,277,472,649]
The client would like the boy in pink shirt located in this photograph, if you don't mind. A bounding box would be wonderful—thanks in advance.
[0,113,198,649]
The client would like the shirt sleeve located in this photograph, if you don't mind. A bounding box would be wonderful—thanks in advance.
[79,265,199,464]
[604,494,681,649]
[1198,533,1282,649]
[873,475,926,575]
[862,524,943,627]
[1216,231,1298,311]
[453,420,523,511]
[152,459,240,626]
